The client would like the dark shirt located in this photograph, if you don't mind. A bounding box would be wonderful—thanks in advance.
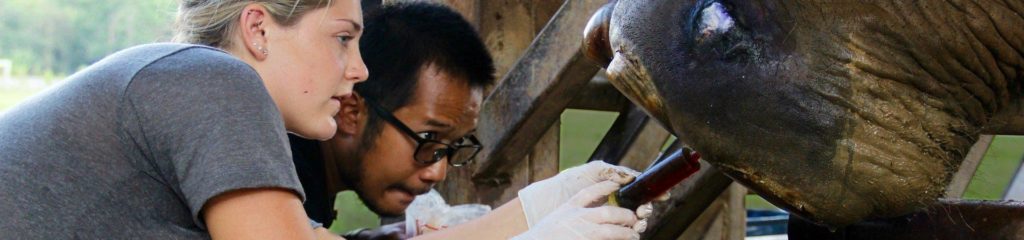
[289,134,337,224]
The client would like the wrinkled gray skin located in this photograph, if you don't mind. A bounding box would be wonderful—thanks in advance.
[587,0,1024,226]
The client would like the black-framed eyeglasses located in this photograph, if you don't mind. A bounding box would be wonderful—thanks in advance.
[362,95,482,167]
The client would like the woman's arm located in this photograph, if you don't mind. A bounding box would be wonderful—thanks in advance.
[204,188,321,240]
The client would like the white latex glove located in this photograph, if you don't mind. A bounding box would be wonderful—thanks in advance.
[518,161,660,232]
[512,181,640,240]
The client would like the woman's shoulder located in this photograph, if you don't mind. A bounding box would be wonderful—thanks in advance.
[87,43,251,82]
[122,43,245,69]
[121,43,271,109]
[128,43,261,86]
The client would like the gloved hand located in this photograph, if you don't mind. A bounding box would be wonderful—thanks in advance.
[518,161,661,232]
[512,181,640,240]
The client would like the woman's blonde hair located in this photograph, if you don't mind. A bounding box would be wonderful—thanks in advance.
[174,0,333,48]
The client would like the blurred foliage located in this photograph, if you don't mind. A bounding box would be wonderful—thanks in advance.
[0,0,177,76]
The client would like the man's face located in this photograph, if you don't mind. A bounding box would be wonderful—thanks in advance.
[333,65,482,216]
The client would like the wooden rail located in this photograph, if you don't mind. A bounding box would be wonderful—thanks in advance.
[472,0,606,187]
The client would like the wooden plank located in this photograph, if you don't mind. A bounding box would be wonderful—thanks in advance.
[567,73,630,112]
[944,134,994,198]
[473,151,533,206]
[530,121,561,183]
[468,121,561,206]
[675,182,747,240]
[450,119,561,206]
[437,0,563,207]
[381,0,480,27]
[618,121,671,171]
[479,0,564,88]
[587,105,654,165]
[677,195,725,240]
[472,0,606,186]
[442,0,480,28]
[584,101,670,171]
[722,183,747,240]
[436,165,475,205]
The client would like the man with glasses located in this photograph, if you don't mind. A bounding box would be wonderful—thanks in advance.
[291,3,652,239]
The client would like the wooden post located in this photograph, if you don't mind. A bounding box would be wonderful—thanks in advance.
[617,122,671,171]
[530,122,561,183]
[471,0,606,201]
[567,73,630,112]
[380,0,479,28]
[678,194,725,240]
[436,0,569,206]
[722,183,747,240]
[471,121,561,206]
[944,134,994,198]
[587,105,655,164]
[676,183,746,240]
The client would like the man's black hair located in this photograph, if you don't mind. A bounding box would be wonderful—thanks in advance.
[355,2,495,141]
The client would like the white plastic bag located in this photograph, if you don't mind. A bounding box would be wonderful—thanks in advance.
[404,189,491,236]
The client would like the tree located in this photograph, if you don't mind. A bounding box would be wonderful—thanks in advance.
[0,0,176,77]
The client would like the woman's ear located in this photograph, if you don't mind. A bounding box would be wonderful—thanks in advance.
[239,4,270,60]
[336,94,365,136]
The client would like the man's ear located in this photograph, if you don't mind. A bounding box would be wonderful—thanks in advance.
[336,94,364,136]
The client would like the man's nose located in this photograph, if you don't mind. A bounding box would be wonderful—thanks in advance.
[418,158,448,184]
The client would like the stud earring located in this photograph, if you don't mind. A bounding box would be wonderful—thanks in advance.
[252,42,268,56]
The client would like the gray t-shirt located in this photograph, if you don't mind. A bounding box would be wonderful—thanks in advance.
[0,43,304,238]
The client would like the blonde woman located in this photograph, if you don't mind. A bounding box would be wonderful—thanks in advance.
[0,0,366,238]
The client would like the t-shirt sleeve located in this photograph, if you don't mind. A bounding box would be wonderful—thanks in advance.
[124,47,304,229]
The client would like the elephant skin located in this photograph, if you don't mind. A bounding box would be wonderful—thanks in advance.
[584,0,1023,227]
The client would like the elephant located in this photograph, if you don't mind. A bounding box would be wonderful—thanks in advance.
[583,0,1023,227]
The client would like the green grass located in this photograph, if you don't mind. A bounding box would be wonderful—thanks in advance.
[559,109,620,171]
[0,87,43,111]
[964,135,1024,199]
